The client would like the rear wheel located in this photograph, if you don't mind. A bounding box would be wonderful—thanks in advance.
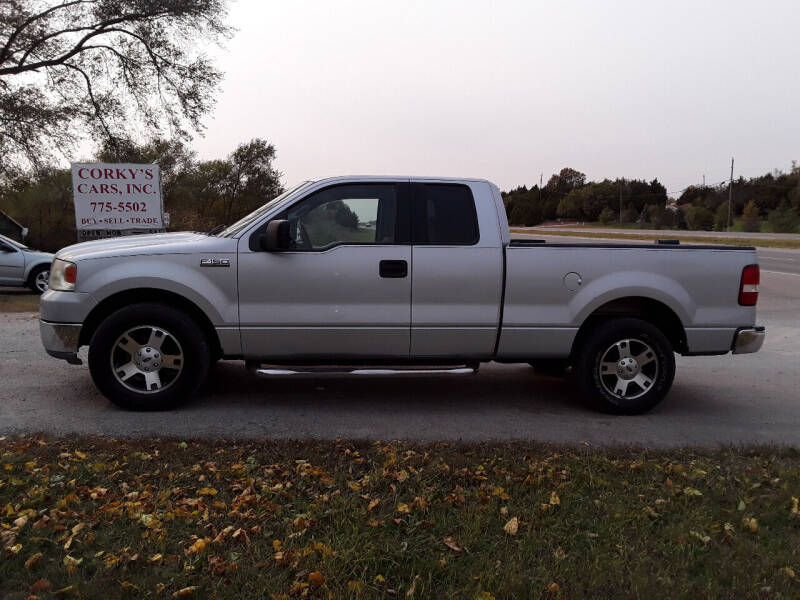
[88,303,211,410]
[28,265,50,294]
[575,318,675,415]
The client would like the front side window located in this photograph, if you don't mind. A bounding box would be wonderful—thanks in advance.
[283,184,398,250]
[413,184,479,245]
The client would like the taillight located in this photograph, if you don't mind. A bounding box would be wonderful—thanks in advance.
[739,264,759,306]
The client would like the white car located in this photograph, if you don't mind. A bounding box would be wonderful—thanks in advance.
[0,234,54,294]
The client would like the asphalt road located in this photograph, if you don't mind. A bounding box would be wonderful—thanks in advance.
[1,247,798,446]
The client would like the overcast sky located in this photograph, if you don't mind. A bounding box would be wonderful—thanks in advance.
[193,0,800,196]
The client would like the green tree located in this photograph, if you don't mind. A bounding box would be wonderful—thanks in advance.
[687,206,714,231]
[767,201,800,233]
[621,203,637,223]
[598,207,616,225]
[713,203,730,231]
[0,0,232,177]
[741,200,760,232]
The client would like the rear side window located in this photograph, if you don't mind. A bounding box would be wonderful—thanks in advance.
[413,184,479,245]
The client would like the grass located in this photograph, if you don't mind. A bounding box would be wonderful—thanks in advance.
[512,228,800,249]
[0,293,40,313]
[3,437,800,599]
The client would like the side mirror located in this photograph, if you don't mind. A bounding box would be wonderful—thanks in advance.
[260,219,291,251]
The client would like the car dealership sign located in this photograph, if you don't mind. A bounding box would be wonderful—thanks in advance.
[71,162,164,241]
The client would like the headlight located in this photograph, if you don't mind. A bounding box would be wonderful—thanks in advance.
[49,258,77,291]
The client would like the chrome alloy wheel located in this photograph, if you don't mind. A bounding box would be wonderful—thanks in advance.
[598,338,659,400]
[35,269,49,293]
[110,325,184,394]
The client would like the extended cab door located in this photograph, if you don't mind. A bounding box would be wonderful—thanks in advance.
[237,182,412,359]
[410,181,504,359]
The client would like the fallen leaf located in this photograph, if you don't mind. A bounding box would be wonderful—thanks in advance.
[348,580,364,592]
[374,574,386,584]
[30,579,51,593]
[62,555,82,574]
[443,536,462,553]
[550,491,560,506]
[173,587,197,598]
[553,547,566,560]
[308,571,325,587]
[690,530,710,544]
[25,552,43,569]
[120,582,139,592]
[546,582,560,593]
[791,497,799,517]
[185,538,208,556]
[683,487,703,497]
[475,592,495,600]
[368,498,380,511]
[148,553,163,564]
[197,487,217,496]
[396,503,410,514]
[782,566,796,579]
[503,517,519,535]
[743,517,759,533]
[8,543,22,554]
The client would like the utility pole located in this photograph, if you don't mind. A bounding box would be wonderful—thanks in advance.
[619,180,623,223]
[702,174,705,186]
[727,157,734,232]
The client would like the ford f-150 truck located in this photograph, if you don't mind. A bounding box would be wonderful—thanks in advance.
[39,176,765,414]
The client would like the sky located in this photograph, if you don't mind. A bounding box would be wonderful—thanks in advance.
[193,0,800,196]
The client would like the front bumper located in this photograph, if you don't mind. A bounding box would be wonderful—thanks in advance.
[732,326,766,354]
[39,320,83,364]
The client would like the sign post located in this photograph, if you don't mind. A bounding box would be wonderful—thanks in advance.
[71,163,165,242]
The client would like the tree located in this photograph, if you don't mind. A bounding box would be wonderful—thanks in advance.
[647,204,666,229]
[0,0,231,177]
[741,200,761,232]
[687,205,714,231]
[215,139,283,225]
[545,167,586,196]
[621,203,637,224]
[598,207,615,225]
[768,201,800,233]
[713,202,729,231]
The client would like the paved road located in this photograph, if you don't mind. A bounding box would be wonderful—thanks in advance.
[1,259,797,446]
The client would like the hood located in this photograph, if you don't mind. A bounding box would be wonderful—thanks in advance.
[57,231,237,261]
[23,249,54,261]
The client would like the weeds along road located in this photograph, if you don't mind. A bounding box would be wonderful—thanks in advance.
[0,246,798,446]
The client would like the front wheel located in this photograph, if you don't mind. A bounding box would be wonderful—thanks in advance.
[575,318,675,415]
[88,303,211,410]
[28,265,50,294]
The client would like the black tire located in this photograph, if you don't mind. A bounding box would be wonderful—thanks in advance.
[27,265,50,294]
[528,359,569,377]
[88,302,211,410]
[575,317,675,415]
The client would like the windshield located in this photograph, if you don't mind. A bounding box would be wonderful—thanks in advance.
[218,180,315,237]
[0,233,27,249]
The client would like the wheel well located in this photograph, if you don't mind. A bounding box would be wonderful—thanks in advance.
[26,263,49,284]
[570,297,687,358]
[79,288,222,357]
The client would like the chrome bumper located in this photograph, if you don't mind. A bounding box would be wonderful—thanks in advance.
[39,320,83,364]
[732,326,766,354]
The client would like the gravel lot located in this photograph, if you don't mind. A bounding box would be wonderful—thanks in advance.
[0,266,798,447]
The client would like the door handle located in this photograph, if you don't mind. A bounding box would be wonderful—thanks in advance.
[379,259,407,278]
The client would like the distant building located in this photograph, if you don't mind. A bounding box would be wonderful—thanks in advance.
[0,208,27,242]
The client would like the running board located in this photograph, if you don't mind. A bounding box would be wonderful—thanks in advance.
[250,365,478,377]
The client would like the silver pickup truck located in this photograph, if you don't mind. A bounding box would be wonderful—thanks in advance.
[39,176,764,414]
